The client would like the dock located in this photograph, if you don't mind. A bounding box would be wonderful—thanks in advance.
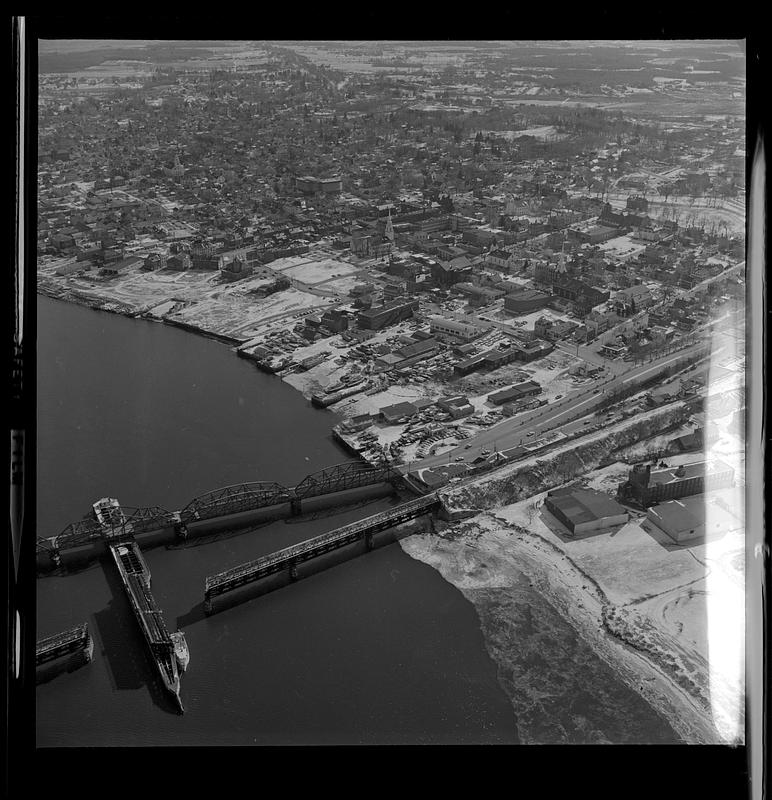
[36,623,93,667]
[204,492,440,612]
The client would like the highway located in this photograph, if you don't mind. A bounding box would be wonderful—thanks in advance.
[404,335,724,475]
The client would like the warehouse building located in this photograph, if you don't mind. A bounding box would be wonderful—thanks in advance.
[453,353,489,376]
[504,288,551,315]
[647,500,705,543]
[357,298,419,330]
[487,380,542,406]
[545,486,629,535]
[429,316,484,343]
[379,401,419,425]
[647,493,741,544]
[437,395,475,419]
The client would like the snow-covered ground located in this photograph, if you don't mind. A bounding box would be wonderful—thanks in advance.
[402,494,732,743]
[273,257,360,286]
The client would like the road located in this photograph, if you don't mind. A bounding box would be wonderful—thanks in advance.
[403,336,723,475]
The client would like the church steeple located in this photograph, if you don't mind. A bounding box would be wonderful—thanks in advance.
[384,209,394,243]
[557,239,568,273]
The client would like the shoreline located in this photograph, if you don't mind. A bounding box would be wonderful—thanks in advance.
[400,511,728,744]
[37,287,245,348]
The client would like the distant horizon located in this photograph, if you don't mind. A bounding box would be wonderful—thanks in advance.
[39,38,743,52]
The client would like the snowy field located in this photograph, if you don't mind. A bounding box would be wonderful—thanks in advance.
[273,257,360,286]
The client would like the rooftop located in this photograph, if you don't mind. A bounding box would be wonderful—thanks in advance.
[648,458,734,486]
[547,486,627,525]
[648,500,701,533]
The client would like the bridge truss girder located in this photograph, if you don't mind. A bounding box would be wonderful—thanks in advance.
[180,481,291,524]
[122,506,178,535]
[53,518,105,550]
[294,461,400,500]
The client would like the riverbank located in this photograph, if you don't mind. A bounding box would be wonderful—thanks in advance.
[401,483,743,744]
[37,284,243,346]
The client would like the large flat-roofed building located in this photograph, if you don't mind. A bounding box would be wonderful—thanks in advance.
[646,493,742,544]
[429,316,484,343]
[453,354,488,376]
[545,486,629,535]
[487,380,542,406]
[618,459,735,507]
[357,298,419,330]
[504,288,551,315]
[437,395,475,419]
[296,175,342,194]
[379,400,418,425]
[647,499,705,543]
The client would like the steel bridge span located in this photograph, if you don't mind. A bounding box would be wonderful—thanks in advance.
[203,492,441,613]
[38,462,405,565]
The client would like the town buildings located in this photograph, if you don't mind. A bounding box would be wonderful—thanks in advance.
[617,460,735,507]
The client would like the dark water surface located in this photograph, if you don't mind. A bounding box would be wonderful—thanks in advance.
[35,296,520,746]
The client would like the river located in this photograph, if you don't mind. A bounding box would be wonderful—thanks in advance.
[35,295,520,746]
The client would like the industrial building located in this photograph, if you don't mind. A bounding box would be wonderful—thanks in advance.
[429,316,483,343]
[379,401,419,425]
[618,459,735,507]
[544,486,629,535]
[487,380,542,406]
[647,499,705,543]
[646,493,741,544]
[357,298,419,330]
[437,395,475,419]
[504,288,551,315]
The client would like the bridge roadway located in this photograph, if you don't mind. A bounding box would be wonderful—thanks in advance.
[204,492,440,610]
[39,461,403,562]
[35,623,93,666]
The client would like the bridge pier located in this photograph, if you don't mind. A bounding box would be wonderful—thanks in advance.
[83,635,94,663]
[290,498,302,516]
[365,532,374,551]
[203,597,213,616]
[174,522,189,542]
[289,563,299,581]
[51,550,62,567]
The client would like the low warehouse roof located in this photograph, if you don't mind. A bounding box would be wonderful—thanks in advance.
[547,487,627,526]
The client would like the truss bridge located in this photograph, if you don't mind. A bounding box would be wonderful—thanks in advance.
[38,461,406,568]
